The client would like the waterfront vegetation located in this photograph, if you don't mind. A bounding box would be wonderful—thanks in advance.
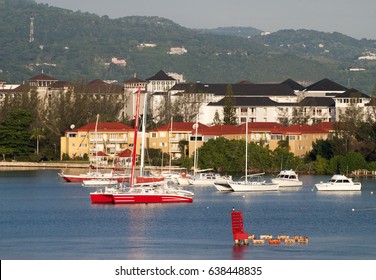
[1,105,376,175]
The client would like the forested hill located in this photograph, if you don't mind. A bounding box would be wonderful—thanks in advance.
[1,0,376,94]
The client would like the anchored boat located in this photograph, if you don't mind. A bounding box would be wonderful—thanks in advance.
[315,174,361,191]
[271,169,303,187]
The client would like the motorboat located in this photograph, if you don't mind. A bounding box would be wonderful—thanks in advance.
[229,173,279,192]
[315,174,361,191]
[271,170,303,187]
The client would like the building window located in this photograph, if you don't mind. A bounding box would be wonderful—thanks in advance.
[271,134,283,140]
[190,135,202,141]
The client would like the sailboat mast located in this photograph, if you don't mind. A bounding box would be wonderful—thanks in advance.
[193,114,199,177]
[94,114,100,173]
[245,119,248,183]
[169,116,173,170]
[140,92,148,177]
[130,87,141,187]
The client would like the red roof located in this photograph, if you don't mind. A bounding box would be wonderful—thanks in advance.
[93,151,108,157]
[202,124,240,135]
[312,122,335,132]
[283,124,327,134]
[117,149,132,157]
[151,122,209,133]
[238,122,284,134]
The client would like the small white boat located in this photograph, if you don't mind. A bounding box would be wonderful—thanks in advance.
[213,180,233,192]
[189,172,232,186]
[315,174,361,191]
[229,173,279,192]
[271,170,303,187]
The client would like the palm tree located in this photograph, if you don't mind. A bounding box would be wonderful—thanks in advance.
[277,137,290,150]
[30,129,46,155]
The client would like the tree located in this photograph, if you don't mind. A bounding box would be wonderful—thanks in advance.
[30,129,46,155]
[223,84,237,125]
[313,155,328,174]
[308,139,333,160]
[339,152,367,174]
[277,137,289,150]
[171,85,207,122]
[212,110,222,125]
[0,108,33,158]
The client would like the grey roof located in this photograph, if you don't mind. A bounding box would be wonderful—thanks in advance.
[28,73,58,81]
[147,70,175,81]
[334,88,370,98]
[280,79,305,91]
[298,97,335,107]
[170,83,212,93]
[305,78,348,91]
[171,83,296,96]
[209,97,282,107]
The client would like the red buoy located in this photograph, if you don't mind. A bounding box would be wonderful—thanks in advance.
[231,209,249,245]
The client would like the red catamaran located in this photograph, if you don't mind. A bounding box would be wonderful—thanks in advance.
[90,88,193,204]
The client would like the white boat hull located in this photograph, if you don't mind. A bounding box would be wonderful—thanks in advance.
[213,181,233,191]
[271,178,303,187]
[82,179,119,187]
[315,183,361,191]
[315,174,362,191]
[177,177,190,186]
[229,182,279,192]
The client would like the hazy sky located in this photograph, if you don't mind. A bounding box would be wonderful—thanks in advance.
[35,0,376,39]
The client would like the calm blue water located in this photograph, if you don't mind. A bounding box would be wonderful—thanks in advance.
[0,169,375,260]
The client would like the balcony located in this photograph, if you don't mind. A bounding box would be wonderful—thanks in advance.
[109,138,127,143]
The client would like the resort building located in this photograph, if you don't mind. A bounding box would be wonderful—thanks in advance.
[60,122,135,163]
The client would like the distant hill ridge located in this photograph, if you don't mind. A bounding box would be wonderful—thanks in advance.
[0,0,375,94]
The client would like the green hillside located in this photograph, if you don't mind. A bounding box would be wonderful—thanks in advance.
[1,0,376,94]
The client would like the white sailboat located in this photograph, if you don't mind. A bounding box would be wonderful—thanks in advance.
[189,116,231,186]
[228,120,279,192]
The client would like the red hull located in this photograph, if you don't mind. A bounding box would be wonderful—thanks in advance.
[90,193,114,204]
[136,176,164,183]
[113,194,193,204]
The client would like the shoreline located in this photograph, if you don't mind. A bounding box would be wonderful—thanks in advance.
[0,161,90,170]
